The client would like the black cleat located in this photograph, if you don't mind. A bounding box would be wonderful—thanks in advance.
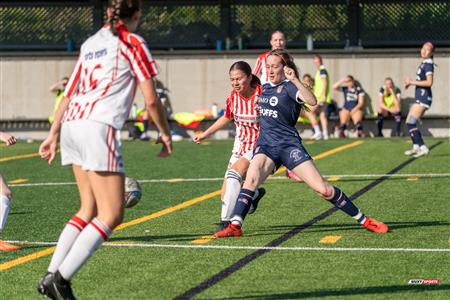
[214,221,231,234]
[248,187,266,214]
[38,271,77,300]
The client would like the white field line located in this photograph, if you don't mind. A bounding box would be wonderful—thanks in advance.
[8,173,450,188]
[5,240,450,253]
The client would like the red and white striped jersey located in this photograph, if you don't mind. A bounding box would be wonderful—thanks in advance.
[224,85,261,156]
[63,23,158,129]
[252,51,270,85]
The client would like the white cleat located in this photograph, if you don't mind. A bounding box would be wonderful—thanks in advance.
[312,132,322,140]
[322,132,329,140]
[404,145,419,156]
[413,146,429,158]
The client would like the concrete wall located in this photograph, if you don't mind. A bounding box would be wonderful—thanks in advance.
[1,50,449,119]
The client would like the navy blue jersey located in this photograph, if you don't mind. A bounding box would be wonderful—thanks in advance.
[341,85,365,110]
[415,58,433,103]
[257,80,303,146]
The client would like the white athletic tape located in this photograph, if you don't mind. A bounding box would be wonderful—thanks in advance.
[5,240,450,253]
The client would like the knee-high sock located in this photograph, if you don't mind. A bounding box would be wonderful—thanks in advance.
[221,170,242,221]
[0,195,10,232]
[394,113,401,135]
[330,187,366,224]
[406,123,424,146]
[376,113,383,135]
[48,216,87,273]
[355,122,363,131]
[58,218,111,280]
[230,189,255,226]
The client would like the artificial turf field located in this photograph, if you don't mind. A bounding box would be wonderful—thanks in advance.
[0,137,449,299]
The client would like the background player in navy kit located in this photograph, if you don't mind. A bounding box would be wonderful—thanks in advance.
[214,49,388,238]
[332,75,365,138]
[404,42,435,157]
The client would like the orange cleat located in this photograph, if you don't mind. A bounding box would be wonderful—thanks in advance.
[362,217,388,234]
[0,240,21,251]
[213,224,242,238]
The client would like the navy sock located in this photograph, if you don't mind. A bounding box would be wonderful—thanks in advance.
[330,187,361,219]
[356,122,363,131]
[231,189,255,225]
[339,124,347,131]
[143,120,149,133]
[376,113,383,135]
[394,113,401,136]
[406,123,424,146]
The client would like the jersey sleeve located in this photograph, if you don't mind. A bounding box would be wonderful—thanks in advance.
[252,55,263,76]
[286,81,303,103]
[63,55,83,99]
[424,63,434,76]
[357,86,365,96]
[395,87,401,97]
[224,97,234,119]
[379,86,385,96]
[319,69,328,78]
[122,34,159,82]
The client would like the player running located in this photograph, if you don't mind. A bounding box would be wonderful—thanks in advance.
[214,49,388,238]
[37,1,172,299]
[194,61,265,232]
[404,42,435,157]
[377,77,402,137]
[253,31,286,85]
[0,132,20,251]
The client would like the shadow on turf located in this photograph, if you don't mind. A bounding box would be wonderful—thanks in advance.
[109,233,204,243]
[224,284,450,299]
[263,220,450,234]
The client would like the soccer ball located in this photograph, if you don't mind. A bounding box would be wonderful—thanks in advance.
[124,177,142,208]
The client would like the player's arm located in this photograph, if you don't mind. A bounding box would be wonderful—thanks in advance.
[404,74,433,89]
[193,116,231,143]
[378,93,389,111]
[332,78,346,91]
[320,76,327,103]
[354,93,365,111]
[48,79,67,93]
[285,67,316,106]
[392,91,401,112]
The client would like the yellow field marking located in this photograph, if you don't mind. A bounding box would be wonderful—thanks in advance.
[407,176,419,181]
[0,153,40,163]
[274,141,364,175]
[191,236,216,244]
[319,236,342,244]
[304,141,315,145]
[8,178,29,184]
[202,142,211,145]
[167,178,184,183]
[406,140,412,144]
[448,237,450,244]
[0,190,221,272]
[0,247,56,271]
[327,176,341,182]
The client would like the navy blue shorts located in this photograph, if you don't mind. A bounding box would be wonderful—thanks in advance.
[254,141,312,171]
[343,101,358,111]
[415,98,432,109]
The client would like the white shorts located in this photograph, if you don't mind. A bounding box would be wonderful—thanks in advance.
[61,120,124,173]
[224,150,254,178]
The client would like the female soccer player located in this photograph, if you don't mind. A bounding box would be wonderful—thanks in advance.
[253,30,286,85]
[404,42,435,157]
[194,61,265,232]
[214,49,388,238]
[37,1,172,298]
[332,75,365,138]
[0,132,20,251]
[377,77,402,137]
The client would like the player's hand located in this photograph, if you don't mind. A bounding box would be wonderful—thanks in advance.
[193,132,207,144]
[0,132,16,146]
[404,78,412,90]
[39,135,58,165]
[156,134,172,157]
[284,66,297,81]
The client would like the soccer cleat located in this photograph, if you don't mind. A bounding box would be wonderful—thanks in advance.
[285,170,303,182]
[0,240,20,251]
[322,132,329,140]
[404,145,419,156]
[213,224,242,238]
[214,221,230,233]
[362,217,388,234]
[357,130,365,137]
[37,271,77,300]
[339,130,346,138]
[248,187,266,214]
[312,131,322,140]
[413,146,429,158]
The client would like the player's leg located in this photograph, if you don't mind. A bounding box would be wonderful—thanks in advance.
[393,110,402,137]
[351,109,364,137]
[319,105,329,139]
[291,160,388,233]
[405,103,428,156]
[338,109,350,138]
[305,109,322,140]
[0,174,20,251]
[376,109,388,137]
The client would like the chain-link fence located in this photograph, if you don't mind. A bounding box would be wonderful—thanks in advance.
[0,0,449,51]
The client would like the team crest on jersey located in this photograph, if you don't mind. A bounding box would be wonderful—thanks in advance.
[277,85,284,93]
[290,149,304,162]
[269,96,278,107]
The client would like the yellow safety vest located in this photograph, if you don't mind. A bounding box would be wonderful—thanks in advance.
[48,90,64,124]
[313,66,331,104]
[382,86,399,109]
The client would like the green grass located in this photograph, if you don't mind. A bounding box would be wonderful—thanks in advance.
[0,138,449,299]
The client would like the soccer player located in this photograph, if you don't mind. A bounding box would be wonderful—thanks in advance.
[214,49,388,238]
[0,132,20,251]
[194,61,265,232]
[404,42,435,157]
[311,55,332,140]
[332,75,365,138]
[37,1,172,298]
[48,77,69,124]
[253,30,286,85]
[377,77,402,137]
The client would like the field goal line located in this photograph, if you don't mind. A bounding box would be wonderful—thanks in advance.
[5,240,450,253]
[9,173,450,187]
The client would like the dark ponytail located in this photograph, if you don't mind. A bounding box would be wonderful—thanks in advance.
[108,0,141,35]
[229,61,261,88]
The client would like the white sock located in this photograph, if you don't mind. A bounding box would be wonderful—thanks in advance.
[313,125,321,134]
[58,218,111,280]
[0,195,10,232]
[48,216,87,273]
[323,130,329,136]
[221,169,242,221]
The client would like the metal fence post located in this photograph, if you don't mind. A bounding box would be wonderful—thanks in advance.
[92,0,104,33]
[220,0,231,41]
[346,0,361,48]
